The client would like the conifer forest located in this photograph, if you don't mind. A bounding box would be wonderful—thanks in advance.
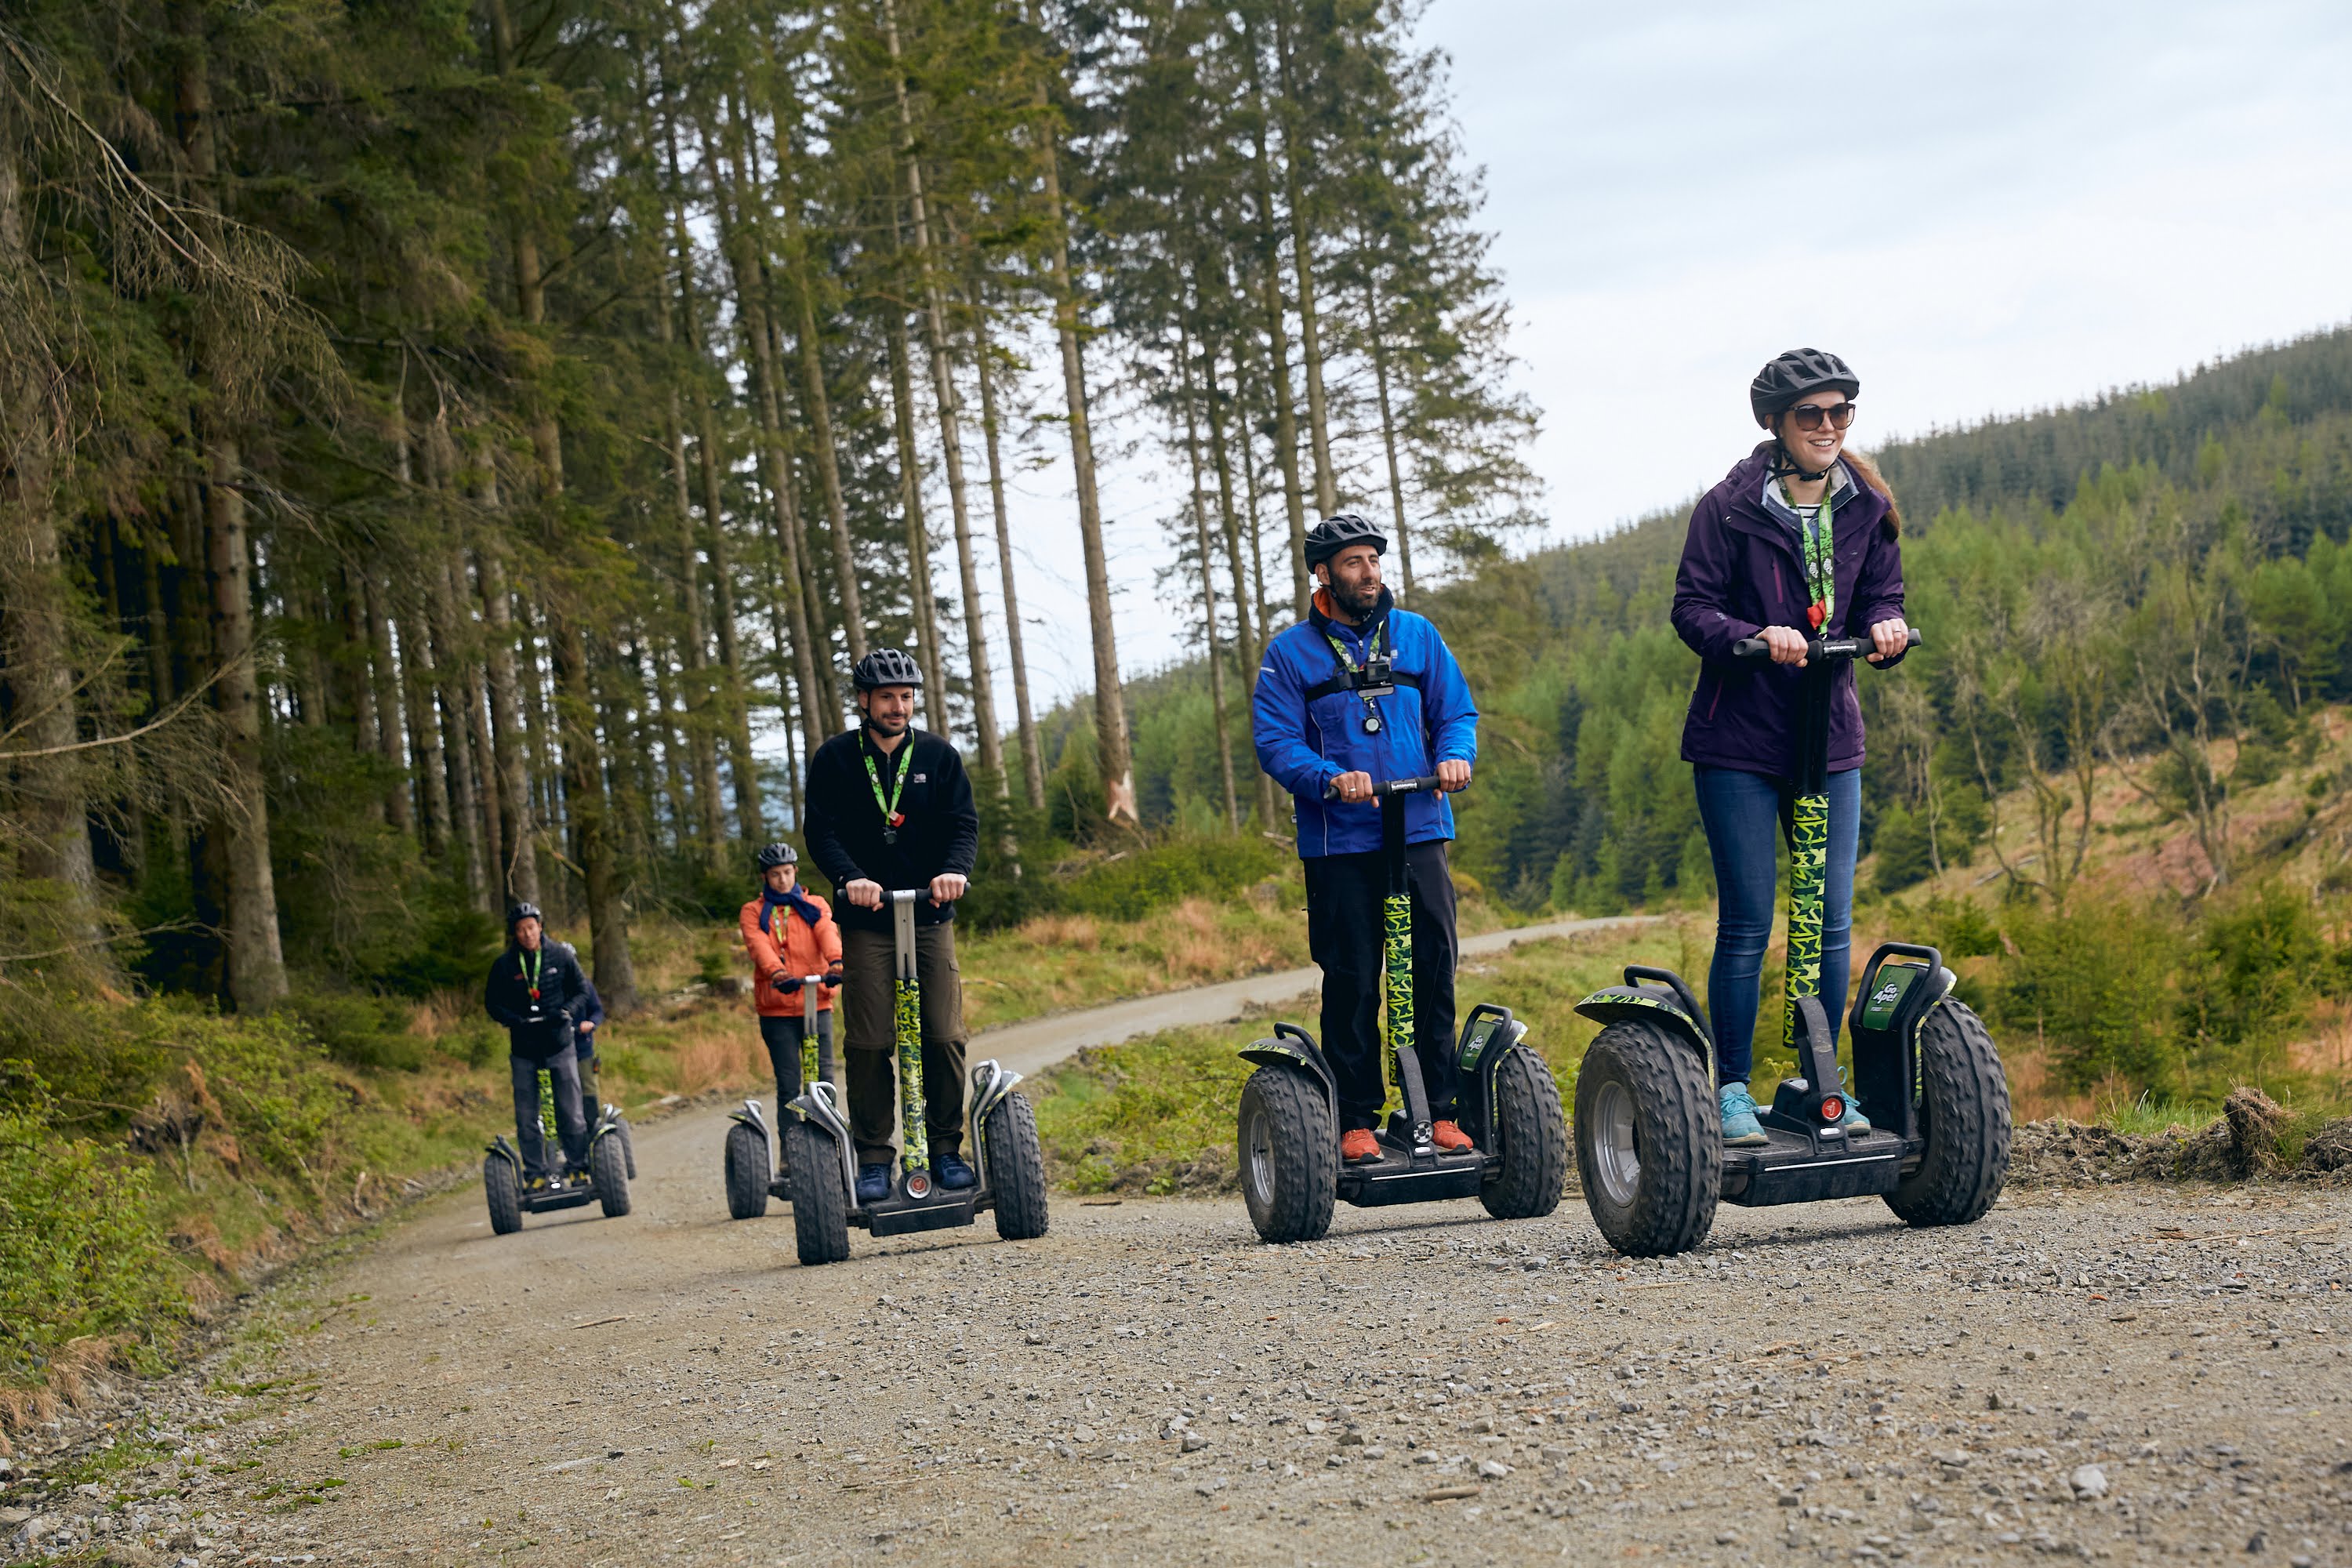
[0,0,1536,1015]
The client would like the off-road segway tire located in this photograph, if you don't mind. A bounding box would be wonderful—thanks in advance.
[984,1091,1051,1241]
[591,1133,632,1218]
[1479,1046,1570,1221]
[617,1116,637,1180]
[1885,1000,2011,1228]
[782,1118,851,1266]
[1237,1066,1337,1245]
[1574,1019,1719,1258]
[484,1156,523,1236]
[724,1120,771,1220]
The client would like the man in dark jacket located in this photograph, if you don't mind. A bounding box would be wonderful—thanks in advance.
[802,648,980,1205]
[484,902,592,1187]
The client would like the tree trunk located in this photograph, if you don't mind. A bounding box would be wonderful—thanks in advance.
[1209,337,1283,828]
[1178,321,1240,829]
[969,276,1046,811]
[427,539,490,908]
[400,595,450,859]
[172,2,285,1007]
[882,299,949,724]
[1275,13,1338,517]
[655,235,728,873]
[364,575,414,833]
[1028,19,1137,824]
[883,0,1004,787]
[475,543,539,906]
[712,98,826,785]
[1363,267,1416,598]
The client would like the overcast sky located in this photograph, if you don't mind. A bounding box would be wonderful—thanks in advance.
[940,0,2352,719]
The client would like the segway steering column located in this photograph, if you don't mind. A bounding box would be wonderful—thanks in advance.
[889,890,931,1200]
[1325,774,1446,1159]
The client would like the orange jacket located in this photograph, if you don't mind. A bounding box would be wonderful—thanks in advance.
[739,891,841,1018]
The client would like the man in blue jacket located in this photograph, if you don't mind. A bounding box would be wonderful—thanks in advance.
[1252,514,1479,1166]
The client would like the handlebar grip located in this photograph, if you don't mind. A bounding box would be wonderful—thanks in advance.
[1730,629,1923,660]
[1324,775,1444,800]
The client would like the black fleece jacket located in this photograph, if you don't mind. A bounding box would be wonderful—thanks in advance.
[485,939,590,1059]
[803,726,978,933]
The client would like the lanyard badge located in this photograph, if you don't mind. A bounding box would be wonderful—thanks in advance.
[864,746,909,845]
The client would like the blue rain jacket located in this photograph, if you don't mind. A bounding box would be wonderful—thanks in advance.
[1252,587,1479,858]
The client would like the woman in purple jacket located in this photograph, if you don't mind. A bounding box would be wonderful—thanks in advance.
[1670,349,1912,1147]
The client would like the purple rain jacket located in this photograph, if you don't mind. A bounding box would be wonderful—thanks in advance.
[1671,444,1908,782]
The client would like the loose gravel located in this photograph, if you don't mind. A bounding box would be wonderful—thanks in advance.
[8,1101,2352,1566]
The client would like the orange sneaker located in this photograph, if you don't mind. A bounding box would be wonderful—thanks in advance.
[1340,1127,1381,1163]
[1432,1120,1475,1153]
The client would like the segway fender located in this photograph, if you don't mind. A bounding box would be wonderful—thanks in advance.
[1573,987,1711,1065]
[1239,1022,1338,1125]
[965,1058,1023,1192]
[485,1134,524,1172]
[787,1081,859,1196]
[728,1098,771,1139]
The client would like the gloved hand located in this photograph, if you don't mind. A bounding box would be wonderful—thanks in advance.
[823,964,844,989]
[773,974,804,994]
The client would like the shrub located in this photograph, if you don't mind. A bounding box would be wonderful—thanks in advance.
[1059,836,1287,923]
[1997,895,2181,1094]
[275,989,426,1072]
[0,1069,183,1386]
[2176,880,2325,1062]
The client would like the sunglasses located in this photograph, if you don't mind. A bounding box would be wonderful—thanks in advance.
[1787,401,1857,432]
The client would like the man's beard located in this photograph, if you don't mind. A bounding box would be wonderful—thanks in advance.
[1338,577,1381,616]
[864,709,909,735]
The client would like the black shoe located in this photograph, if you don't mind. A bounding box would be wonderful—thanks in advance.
[855,1163,891,1204]
[936,1153,976,1190]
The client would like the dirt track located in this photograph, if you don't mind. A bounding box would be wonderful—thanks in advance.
[15,1091,2352,1568]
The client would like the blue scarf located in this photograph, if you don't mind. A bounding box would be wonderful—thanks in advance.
[760,885,822,936]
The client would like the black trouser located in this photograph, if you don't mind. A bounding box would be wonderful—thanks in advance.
[840,924,967,1167]
[759,1011,837,1106]
[1304,840,1460,1132]
[510,1047,589,1179]
[574,1040,601,1123]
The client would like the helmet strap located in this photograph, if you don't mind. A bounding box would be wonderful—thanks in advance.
[1770,441,1832,485]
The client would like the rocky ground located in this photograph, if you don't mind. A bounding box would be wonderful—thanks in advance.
[8,1095,2352,1568]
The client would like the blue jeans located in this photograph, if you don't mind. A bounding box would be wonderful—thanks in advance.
[1693,765,1860,1085]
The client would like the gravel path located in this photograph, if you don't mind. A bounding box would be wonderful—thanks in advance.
[16,1098,2350,1567]
[975,913,1659,1077]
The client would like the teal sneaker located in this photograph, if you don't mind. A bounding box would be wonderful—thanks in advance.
[1833,1073,1872,1135]
[1719,1083,1769,1147]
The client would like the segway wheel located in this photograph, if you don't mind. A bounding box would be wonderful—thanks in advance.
[724,1120,771,1220]
[983,1091,1051,1241]
[617,1116,637,1180]
[1885,1000,2011,1227]
[1237,1066,1336,1245]
[591,1132,632,1218]
[1479,1046,1570,1221]
[484,1156,523,1236]
[782,1118,851,1266]
[1573,1020,1718,1258]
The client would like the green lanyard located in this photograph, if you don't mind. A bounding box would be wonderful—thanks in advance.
[1784,481,1835,630]
[1323,621,1387,735]
[522,946,542,1002]
[863,743,909,844]
[1321,619,1383,674]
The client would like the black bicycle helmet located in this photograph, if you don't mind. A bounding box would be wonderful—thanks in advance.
[1304,513,1387,572]
[505,901,543,931]
[1750,348,1860,428]
[851,647,924,690]
[755,842,798,869]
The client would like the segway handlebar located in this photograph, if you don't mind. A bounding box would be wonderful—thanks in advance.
[1323,775,1445,800]
[887,885,969,905]
[1730,628,1922,662]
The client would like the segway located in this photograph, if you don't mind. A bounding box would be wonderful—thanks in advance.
[1235,776,1569,1244]
[724,975,836,1220]
[1570,629,2010,1257]
[484,1064,633,1236]
[779,889,1049,1265]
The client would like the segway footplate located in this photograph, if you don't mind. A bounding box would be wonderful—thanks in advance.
[1722,1127,1911,1207]
[860,1192,981,1237]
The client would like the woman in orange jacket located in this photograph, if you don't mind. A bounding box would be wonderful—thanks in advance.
[741,843,843,1126]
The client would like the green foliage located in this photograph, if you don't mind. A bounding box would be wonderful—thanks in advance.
[274,989,427,1073]
[1995,896,2183,1093]
[1057,836,1287,923]
[0,1071,183,1385]
[2175,881,2327,1057]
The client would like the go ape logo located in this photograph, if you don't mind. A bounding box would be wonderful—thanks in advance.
[1782,794,1828,1051]
[1382,894,1415,1047]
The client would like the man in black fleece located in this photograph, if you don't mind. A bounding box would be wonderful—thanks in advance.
[483,902,592,1186]
[802,648,980,1204]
